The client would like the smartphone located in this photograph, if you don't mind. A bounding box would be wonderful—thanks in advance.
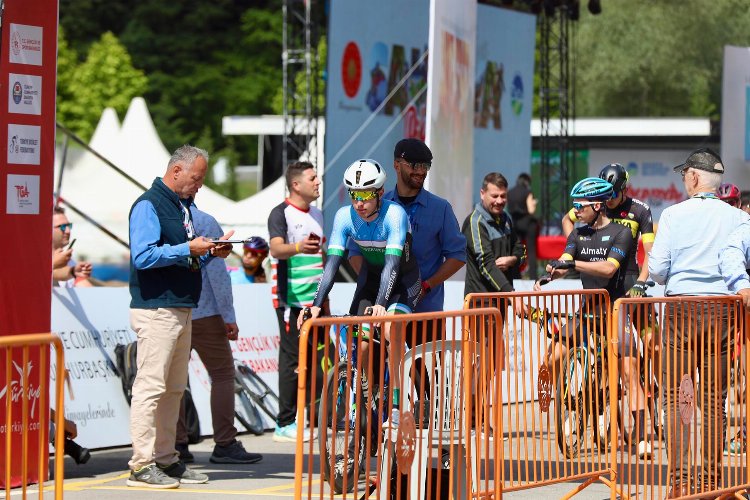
[309,232,320,242]
[67,238,77,250]
[208,239,246,244]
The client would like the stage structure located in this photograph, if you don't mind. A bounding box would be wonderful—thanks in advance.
[282,0,319,169]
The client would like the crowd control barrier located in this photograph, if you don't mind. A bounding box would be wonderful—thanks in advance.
[1,334,65,500]
[464,289,616,499]
[294,308,503,500]
[611,296,750,500]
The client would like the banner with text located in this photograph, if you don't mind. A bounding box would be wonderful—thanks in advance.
[323,0,430,236]
[425,0,477,220]
[721,45,750,188]
[0,0,58,487]
[473,5,535,198]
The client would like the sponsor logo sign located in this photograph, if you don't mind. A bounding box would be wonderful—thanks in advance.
[8,74,41,115]
[6,174,40,214]
[7,124,41,165]
[9,24,43,66]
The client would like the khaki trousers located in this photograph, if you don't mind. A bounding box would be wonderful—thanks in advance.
[128,307,192,470]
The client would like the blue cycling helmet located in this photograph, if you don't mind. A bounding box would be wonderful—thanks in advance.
[243,236,269,253]
[570,177,614,201]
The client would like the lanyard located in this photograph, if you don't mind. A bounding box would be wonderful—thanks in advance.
[693,192,718,200]
[180,202,196,239]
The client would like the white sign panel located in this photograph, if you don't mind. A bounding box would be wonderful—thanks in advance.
[425,0,477,220]
[721,45,750,188]
[6,173,39,214]
[9,24,43,66]
[8,73,42,115]
[8,124,41,165]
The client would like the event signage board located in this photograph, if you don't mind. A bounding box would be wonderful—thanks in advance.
[721,45,750,188]
[425,0,477,221]
[0,0,58,487]
[473,5,536,198]
[323,0,430,236]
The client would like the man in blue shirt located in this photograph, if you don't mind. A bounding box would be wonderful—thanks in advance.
[649,148,749,497]
[174,205,262,465]
[127,145,234,489]
[349,139,466,346]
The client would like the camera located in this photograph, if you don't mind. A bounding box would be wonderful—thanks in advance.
[64,438,91,465]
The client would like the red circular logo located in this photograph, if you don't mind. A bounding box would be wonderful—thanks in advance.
[341,42,362,98]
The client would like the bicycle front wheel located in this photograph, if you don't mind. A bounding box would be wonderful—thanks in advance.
[236,364,280,420]
[318,362,364,494]
[556,346,588,459]
[235,379,264,436]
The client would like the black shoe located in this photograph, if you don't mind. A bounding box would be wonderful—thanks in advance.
[64,439,91,465]
[175,443,194,463]
[210,440,263,464]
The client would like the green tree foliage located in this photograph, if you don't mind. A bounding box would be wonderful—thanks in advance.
[56,31,148,140]
[271,36,327,115]
[574,0,750,118]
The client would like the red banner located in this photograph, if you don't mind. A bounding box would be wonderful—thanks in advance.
[0,0,58,486]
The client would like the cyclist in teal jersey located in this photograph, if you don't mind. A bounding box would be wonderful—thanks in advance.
[299,159,421,428]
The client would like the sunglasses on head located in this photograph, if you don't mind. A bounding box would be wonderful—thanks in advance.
[348,190,378,202]
[572,201,598,211]
[55,223,73,232]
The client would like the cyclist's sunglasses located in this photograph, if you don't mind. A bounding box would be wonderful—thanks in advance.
[348,190,378,202]
[55,222,74,232]
[572,201,598,211]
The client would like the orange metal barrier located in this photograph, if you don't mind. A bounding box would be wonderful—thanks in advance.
[611,297,750,500]
[464,289,616,499]
[1,333,65,500]
[294,308,503,500]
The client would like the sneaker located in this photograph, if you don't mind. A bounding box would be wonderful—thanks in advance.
[210,440,263,464]
[725,428,746,456]
[637,440,653,460]
[382,408,400,429]
[175,443,194,464]
[273,422,316,443]
[157,460,208,484]
[126,464,180,489]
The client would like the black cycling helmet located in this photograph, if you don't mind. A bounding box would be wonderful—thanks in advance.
[598,163,628,195]
[243,236,269,253]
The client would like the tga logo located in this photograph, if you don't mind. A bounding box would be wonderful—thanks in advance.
[12,81,22,104]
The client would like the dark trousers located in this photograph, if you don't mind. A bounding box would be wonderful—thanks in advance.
[514,215,539,279]
[664,302,729,489]
[276,307,329,428]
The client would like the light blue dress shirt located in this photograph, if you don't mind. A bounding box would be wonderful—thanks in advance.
[719,220,750,293]
[648,195,750,295]
[190,205,236,323]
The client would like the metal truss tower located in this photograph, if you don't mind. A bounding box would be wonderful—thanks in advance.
[538,5,575,233]
[282,0,317,170]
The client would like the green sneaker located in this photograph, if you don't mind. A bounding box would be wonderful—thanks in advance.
[157,460,209,484]
[724,428,746,456]
[126,464,180,489]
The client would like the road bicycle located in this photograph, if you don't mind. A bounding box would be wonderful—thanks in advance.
[234,361,280,436]
[527,298,620,459]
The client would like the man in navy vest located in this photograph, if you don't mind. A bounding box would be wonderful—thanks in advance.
[126,145,234,489]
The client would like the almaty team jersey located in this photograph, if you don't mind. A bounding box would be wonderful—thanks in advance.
[562,221,634,302]
[567,196,654,275]
[268,200,324,309]
[328,199,418,276]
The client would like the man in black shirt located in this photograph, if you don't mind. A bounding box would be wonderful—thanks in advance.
[507,173,539,278]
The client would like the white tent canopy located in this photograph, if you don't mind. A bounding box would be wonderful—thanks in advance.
[55,97,285,263]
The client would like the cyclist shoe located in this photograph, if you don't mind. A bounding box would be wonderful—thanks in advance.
[382,408,400,429]
[175,442,194,463]
[724,428,746,456]
[157,460,209,484]
[637,440,653,460]
[273,422,317,443]
[210,439,263,464]
[126,464,180,489]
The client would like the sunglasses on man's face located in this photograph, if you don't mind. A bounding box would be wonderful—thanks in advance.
[400,159,432,172]
[572,201,597,211]
[55,223,73,232]
[348,190,378,202]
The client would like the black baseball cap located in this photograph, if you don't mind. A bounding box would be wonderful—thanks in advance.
[673,147,725,174]
[394,138,433,163]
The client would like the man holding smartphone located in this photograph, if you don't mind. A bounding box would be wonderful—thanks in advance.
[268,160,326,443]
[51,205,93,287]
